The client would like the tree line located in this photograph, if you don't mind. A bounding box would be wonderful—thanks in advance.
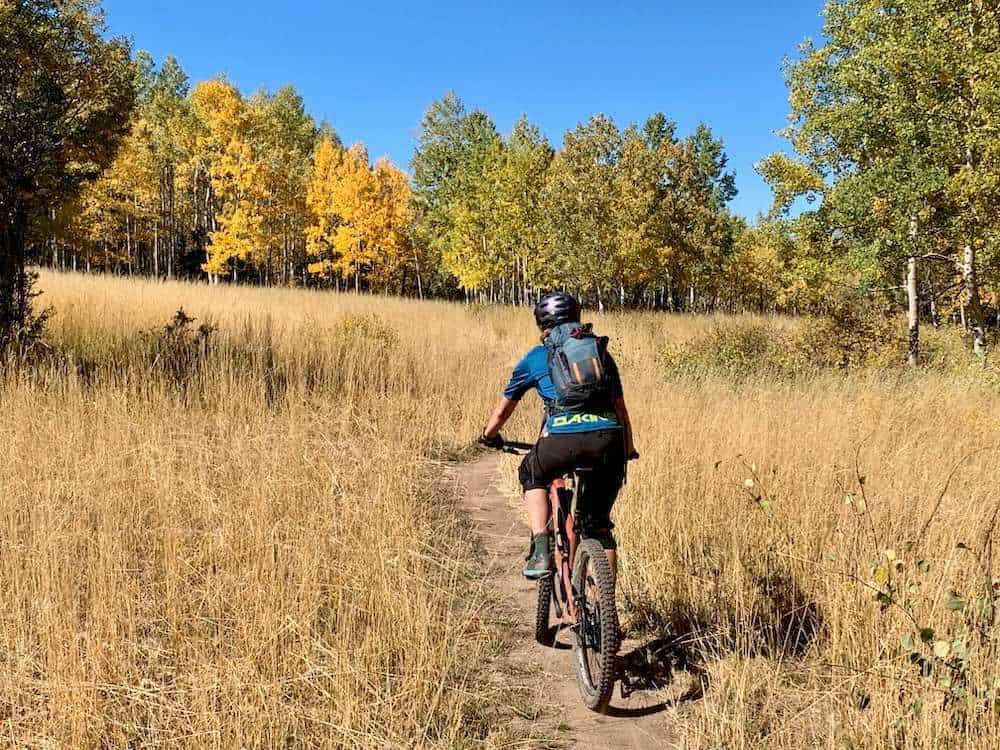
[36,62,770,313]
[47,58,415,292]
[6,3,838,320]
[3,0,999,358]
[35,61,844,314]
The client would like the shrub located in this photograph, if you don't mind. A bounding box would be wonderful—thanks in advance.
[336,313,398,350]
[797,291,902,370]
[658,321,810,381]
[144,308,215,390]
[659,294,917,381]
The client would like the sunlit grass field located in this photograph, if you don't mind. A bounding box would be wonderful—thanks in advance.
[4,270,1000,748]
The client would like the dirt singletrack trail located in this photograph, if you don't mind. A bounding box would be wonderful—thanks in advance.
[459,455,684,749]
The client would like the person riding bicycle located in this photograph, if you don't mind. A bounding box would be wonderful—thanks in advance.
[479,292,636,579]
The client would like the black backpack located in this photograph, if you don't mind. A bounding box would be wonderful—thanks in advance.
[544,322,612,412]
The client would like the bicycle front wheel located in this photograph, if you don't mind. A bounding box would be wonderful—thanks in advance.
[571,538,620,712]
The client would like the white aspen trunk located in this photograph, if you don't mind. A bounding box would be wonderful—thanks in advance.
[907,255,919,367]
[962,242,987,356]
[134,195,141,274]
[522,255,530,306]
[206,184,217,285]
[282,219,289,287]
[125,214,132,275]
[926,269,939,327]
[514,257,521,306]
[165,163,174,280]
[413,250,424,300]
[906,216,920,366]
[961,4,986,356]
[49,207,57,267]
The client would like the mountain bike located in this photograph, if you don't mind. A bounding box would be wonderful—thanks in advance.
[496,439,621,713]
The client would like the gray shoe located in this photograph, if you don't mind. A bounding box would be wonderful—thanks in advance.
[523,533,553,579]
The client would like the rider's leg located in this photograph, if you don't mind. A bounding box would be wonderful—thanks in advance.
[525,488,549,534]
[576,433,624,582]
[519,446,560,579]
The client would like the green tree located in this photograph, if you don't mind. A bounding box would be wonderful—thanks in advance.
[769,0,1000,359]
[443,110,502,295]
[480,116,552,303]
[611,123,666,305]
[145,55,193,279]
[410,92,502,298]
[250,85,317,284]
[673,124,739,310]
[541,115,622,310]
[0,0,136,351]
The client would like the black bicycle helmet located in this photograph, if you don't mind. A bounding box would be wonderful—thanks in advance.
[533,291,581,330]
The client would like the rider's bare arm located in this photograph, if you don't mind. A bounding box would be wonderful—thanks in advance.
[613,397,635,456]
[483,397,518,438]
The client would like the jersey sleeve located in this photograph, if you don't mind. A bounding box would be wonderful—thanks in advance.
[604,352,625,400]
[503,353,537,401]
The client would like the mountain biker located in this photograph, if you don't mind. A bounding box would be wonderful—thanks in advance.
[479,291,636,579]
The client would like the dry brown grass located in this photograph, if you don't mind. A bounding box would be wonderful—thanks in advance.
[609,328,1000,748]
[6,270,1000,748]
[0,272,535,748]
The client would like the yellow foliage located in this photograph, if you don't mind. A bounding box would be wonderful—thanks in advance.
[306,139,412,289]
[191,80,270,277]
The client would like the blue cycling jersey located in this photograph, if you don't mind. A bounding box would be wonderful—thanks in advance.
[503,345,623,435]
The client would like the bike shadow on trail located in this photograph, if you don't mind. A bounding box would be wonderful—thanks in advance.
[610,637,708,717]
[539,624,572,650]
[538,627,709,718]
[606,570,825,717]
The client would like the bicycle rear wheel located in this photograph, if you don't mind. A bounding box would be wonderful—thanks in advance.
[571,538,620,713]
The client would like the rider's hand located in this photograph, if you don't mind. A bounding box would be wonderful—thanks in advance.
[478,432,504,450]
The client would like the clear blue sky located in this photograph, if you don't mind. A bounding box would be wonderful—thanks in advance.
[102,0,824,221]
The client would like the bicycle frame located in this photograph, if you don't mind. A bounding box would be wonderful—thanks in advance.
[549,475,579,622]
[493,440,591,624]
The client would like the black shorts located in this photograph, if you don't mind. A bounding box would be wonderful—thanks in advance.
[518,429,626,540]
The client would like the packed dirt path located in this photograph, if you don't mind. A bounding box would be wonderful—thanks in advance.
[459,455,684,749]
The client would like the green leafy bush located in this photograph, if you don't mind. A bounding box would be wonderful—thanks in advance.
[658,321,810,381]
[797,292,901,370]
[658,294,942,381]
